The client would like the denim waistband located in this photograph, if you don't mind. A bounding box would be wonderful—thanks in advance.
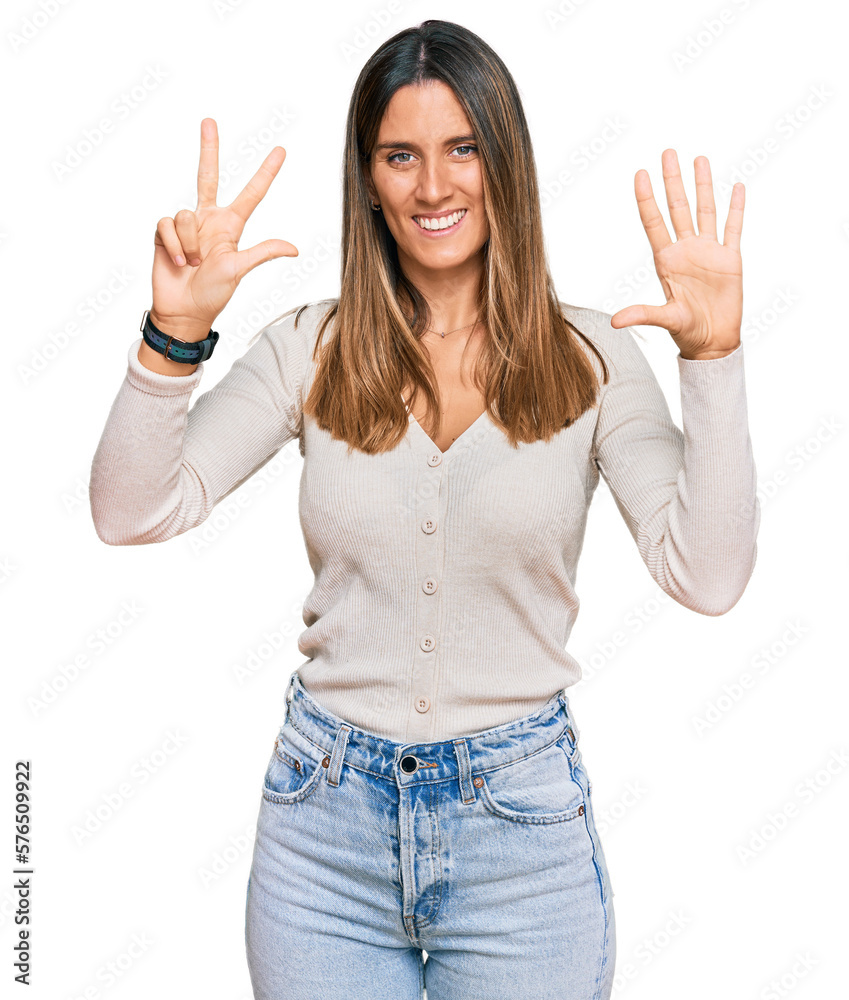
[282,671,580,795]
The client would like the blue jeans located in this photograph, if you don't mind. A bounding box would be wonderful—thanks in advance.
[245,671,616,999]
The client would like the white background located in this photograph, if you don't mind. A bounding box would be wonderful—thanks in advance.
[2,0,846,997]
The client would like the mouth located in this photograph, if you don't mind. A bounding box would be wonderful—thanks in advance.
[412,208,467,236]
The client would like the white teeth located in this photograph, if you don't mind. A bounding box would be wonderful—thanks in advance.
[414,209,466,230]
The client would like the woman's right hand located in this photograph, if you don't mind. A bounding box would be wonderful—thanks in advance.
[150,117,299,339]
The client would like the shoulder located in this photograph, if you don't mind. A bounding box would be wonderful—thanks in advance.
[255,297,339,352]
[556,300,655,379]
[235,298,338,401]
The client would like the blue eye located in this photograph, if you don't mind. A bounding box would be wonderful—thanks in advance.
[386,145,478,164]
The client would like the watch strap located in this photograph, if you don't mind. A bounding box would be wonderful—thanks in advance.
[140,309,219,364]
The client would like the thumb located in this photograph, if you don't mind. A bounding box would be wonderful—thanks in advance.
[610,302,675,332]
[234,239,299,282]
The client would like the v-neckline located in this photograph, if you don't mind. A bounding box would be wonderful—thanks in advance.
[402,395,492,458]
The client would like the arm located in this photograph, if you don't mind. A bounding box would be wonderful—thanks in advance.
[89,305,309,545]
[591,327,760,616]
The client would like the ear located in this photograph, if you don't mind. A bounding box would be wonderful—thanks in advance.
[362,162,377,204]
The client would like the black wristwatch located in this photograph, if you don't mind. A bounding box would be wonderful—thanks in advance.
[140,308,220,364]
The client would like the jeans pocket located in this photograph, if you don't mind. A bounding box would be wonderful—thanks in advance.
[477,737,585,825]
[261,723,325,805]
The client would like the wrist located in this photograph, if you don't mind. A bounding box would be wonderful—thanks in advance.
[149,308,211,342]
[680,343,741,361]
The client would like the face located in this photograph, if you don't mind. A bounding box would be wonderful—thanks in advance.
[365,80,490,282]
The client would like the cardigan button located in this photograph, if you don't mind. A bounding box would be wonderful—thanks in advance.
[422,576,438,594]
[427,452,442,466]
[415,696,430,713]
[420,634,435,652]
[421,517,437,534]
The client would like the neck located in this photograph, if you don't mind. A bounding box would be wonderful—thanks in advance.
[397,251,484,334]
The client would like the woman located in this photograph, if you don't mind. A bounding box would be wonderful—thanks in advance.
[90,19,759,1000]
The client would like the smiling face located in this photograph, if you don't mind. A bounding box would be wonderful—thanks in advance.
[365,80,490,284]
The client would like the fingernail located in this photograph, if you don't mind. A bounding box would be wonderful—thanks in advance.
[189,257,201,266]
[175,254,185,266]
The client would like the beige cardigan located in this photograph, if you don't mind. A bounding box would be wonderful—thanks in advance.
[90,299,760,742]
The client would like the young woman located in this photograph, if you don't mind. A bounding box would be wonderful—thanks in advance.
[90,19,759,1000]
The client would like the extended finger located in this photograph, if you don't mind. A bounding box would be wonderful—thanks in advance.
[228,146,287,223]
[634,168,672,256]
[694,155,717,239]
[722,182,745,252]
[155,216,187,267]
[234,238,299,283]
[610,300,679,332]
[661,148,696,239]
[197,117,219,210]
[174,209,201,265]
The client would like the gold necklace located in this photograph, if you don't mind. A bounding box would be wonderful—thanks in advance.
[425,317,480,339]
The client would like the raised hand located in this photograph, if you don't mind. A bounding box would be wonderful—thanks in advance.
[610,149,744,360]
[150,117,298,339]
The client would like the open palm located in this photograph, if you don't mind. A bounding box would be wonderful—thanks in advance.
[610,149,744,361]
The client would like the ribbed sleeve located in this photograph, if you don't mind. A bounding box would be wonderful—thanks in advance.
[88,298,761,741]
[89,304,310,545]
[591,333,760,616]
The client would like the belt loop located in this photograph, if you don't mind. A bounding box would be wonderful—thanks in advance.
[325,724,351,787]
[453,738,476,804]
[561,692,580,743]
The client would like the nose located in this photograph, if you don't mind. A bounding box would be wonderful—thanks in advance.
[416,156,453,206]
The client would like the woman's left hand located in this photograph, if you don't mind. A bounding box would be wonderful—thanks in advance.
[610,149,744,360]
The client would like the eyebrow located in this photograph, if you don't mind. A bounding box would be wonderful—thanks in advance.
[374,133,477,152]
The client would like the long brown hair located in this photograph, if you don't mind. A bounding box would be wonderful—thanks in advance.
[302,19,610,455]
